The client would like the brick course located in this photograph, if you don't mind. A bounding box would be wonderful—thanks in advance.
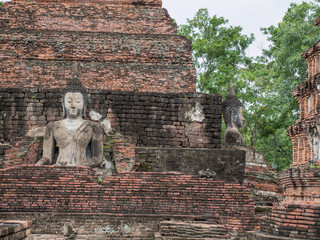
[0,0,196,92]
[0,165,257,237]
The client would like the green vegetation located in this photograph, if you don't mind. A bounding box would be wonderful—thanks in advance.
[178,8,254,96]
[178,1,320,170]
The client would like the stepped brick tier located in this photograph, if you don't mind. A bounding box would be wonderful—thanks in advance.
[249,15,320,240]
[0,0,196,92]
[0,88,221,149]
[0,165,257,238]
[251,167,320,240]
[0,220,32,240]
[158,221,230,239]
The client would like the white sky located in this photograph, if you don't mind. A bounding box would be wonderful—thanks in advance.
[162,0,307,57]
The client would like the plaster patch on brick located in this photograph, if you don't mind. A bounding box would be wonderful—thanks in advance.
[184,101,205,122]
[89,110,102,121]
[101,118,112,135]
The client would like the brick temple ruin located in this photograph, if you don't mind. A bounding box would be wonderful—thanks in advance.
[0,0,308,239]
[0,0,260,239]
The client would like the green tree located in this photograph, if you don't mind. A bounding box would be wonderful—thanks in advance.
[257,0,320,169]
[179,1,320,170]
[261,1,320,124]
[178,8,254,96]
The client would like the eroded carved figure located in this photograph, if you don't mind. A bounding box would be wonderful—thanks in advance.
[311,126,320,161]
[36,91,103,167]
[222,81,245,145]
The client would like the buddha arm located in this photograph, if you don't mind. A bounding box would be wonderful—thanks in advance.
[36,124,55,165]
[88,123,104,168]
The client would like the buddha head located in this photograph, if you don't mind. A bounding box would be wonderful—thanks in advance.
[62,91,87,119]
[222,81,244,128]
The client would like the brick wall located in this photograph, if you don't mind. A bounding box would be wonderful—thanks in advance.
[0,165,257,236]
[1,137,41,168]
[0,29,195,92]
[17,0,163,5]
[1,2,171,34]
[281,167,320,203]
[0,1,197,93]
[0,88,222,149]
[260,204,320,240]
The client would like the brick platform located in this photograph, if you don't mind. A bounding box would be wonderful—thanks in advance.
[0,165,257,238]
[159,221,230,239]
[247,231,305,240]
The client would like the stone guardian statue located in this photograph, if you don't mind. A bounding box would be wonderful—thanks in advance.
[36,91,103,167]
[222,81,245,145]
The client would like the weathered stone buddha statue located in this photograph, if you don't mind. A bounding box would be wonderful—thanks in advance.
[36,91,104,167]
[222,81,245,145]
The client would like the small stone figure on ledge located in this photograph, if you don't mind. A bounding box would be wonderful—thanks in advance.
[36,90,104,167]
[222,81,245,145]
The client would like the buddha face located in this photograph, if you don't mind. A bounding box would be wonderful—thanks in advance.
[64,92,84,119]
[234,107,245,128]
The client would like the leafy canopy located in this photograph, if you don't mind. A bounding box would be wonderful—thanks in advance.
[178,8,254,97]
[178,1,320,170]
[261,1,320,126]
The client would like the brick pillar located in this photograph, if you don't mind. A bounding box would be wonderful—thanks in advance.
[113,142,136,173]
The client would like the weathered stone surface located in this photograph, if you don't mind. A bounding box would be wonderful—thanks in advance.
[160,221,230,239]
[0,220,32,240]
[135,147,246,184]
[247,231,305,240]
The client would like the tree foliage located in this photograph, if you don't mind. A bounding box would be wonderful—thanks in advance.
[255,0,320,169]
[178,1,320,170]
[261,1,320,126]
[178,8,254,96]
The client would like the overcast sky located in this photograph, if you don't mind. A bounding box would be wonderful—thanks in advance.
[162,0,307,57]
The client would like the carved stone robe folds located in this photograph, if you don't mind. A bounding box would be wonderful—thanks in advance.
[42,120,103,167]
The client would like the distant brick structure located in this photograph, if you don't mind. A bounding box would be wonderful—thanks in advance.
[248,14,320,240]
